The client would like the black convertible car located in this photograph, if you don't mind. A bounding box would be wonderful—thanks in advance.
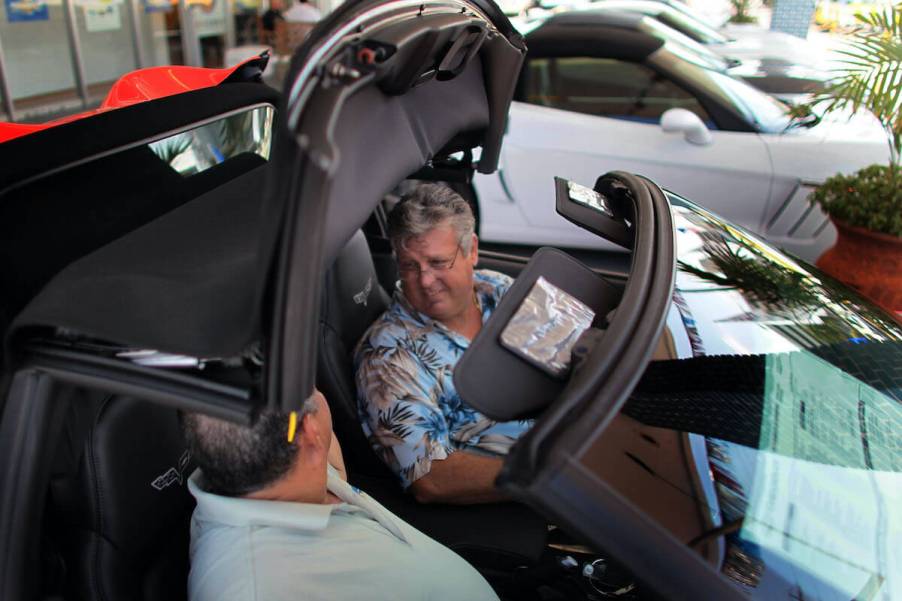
[0,0,899,600]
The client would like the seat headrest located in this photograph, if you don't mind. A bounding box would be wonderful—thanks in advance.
[322,230,391,351]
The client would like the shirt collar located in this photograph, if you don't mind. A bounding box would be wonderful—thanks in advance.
[188,467,409,544]
[188,469,336,531]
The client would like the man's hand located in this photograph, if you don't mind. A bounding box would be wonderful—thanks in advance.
[410,451,507,504]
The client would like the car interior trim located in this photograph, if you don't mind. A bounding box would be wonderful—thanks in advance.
[0,369,66,601]
[268,16,522,411]
[284,0,496,127]
[17,345,255,424]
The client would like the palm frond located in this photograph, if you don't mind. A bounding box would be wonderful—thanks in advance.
[807,3,902,163]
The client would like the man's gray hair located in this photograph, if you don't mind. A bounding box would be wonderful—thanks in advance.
[180,395,319,497]
[387,183,476,254]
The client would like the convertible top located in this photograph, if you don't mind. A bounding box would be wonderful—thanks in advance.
[0,81,276,196]
[525,10,663,60]
[6,60,492,359]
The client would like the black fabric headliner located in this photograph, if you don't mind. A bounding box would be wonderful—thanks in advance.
[11,166,267,357]
[10,165,268,358]
[2,83,279,366]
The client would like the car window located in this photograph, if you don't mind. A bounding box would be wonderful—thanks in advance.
[149,106,274,177]
[524,57,714,125]
[652,51,790,133]
[705,70,792,132]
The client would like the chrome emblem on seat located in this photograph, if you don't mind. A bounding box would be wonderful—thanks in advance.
[151,449,191,491]
[353,276,373,307]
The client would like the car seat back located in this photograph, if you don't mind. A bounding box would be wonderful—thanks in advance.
[318,229,395,477]
[49,394,195,601]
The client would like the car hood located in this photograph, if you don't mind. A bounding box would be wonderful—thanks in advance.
[759,109,890,181]
[666,195,902,361]
[725,58,828,93]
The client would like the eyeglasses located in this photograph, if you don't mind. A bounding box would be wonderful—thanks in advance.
[397,246,462,278]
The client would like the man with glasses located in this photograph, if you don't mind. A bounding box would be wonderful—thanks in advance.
[354,184,531,504]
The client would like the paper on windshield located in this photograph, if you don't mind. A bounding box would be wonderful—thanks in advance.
[500,276,595,378]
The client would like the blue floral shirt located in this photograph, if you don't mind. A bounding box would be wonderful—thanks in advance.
[354,270,533,489]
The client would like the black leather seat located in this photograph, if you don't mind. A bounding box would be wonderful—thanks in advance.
[48,393,195,601]
[318,230,397,477]
[317,230,547,570]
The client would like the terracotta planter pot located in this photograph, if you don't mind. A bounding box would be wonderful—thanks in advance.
[817,218,902,320]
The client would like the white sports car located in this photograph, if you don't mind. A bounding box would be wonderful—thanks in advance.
[474,9,889,261]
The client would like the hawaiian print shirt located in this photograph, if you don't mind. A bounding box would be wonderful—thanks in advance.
[354,269,533,489]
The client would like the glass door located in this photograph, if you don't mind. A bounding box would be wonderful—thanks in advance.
[73,0,140,103]
[0,0,80,120]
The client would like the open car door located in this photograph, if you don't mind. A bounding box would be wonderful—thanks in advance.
[265,0,526,413]
[455,173,746,601]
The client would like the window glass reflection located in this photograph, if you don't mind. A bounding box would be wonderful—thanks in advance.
[524,57,713,125]
[149,105,273,176]
[581,203,901,600]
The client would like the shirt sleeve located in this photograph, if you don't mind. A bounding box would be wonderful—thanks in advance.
[355,337,454,489]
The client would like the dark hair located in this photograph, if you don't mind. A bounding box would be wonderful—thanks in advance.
[181,405,313,497]
[388,183,475,254]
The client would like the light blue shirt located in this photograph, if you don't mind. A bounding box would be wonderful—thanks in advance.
[187,467,499,601]
[354,270,533,489]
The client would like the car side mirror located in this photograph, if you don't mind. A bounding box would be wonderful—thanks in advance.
[660,108,712,146]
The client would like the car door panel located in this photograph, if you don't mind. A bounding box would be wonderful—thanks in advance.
[763,180,837,259]
[759,115,889,258]
[487,101,773,250]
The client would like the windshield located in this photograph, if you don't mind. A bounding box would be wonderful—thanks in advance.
[658,50,792,132]
[706,69,793,131]
[581,202,902,599]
